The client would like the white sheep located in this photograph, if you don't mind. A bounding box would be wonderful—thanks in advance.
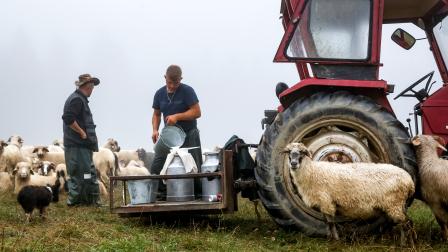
[411,135,448,241]
[285,143,415,244]
[12,162,58,194]
[93,147,117,186]
[0,171,13,192]
[32,146,65,165]
[98,179,108,198]
[102,138,120,152]
[116,159,150,176]
[0,136,25,173]
[35,161,56,176]
[20,145,36,159]
[0,140,8,165]
[47,145,64,153]
[116,150,140,167]
[8,135,24,148]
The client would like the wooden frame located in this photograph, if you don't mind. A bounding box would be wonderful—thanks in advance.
[109,150,236,217]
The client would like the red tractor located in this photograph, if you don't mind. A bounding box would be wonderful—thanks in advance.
[256,0,448,236]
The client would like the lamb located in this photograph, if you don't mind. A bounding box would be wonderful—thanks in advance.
[411,135,448,241]
[17,176,61,222]
[116,159,150,176]
[32,146,65,165]
[35,161,56,176]
[12,162,58,194]
[55,163,69,192]
[0,171,13,192]
[0,136,25,173]
[53,163,106,198]
[93,147,117,185]
[284,143,415,244]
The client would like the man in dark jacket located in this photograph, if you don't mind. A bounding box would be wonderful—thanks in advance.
[62,74,101,206]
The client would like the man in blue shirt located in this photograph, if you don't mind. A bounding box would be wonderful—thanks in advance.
[151,65,202,199]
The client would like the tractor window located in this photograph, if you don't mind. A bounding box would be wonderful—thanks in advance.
[286,0,371,61]
[433,16,448,68]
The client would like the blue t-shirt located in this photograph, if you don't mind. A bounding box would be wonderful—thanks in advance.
[152,83,199,132]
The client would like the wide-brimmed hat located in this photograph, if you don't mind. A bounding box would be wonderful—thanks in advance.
[75,74,100,87]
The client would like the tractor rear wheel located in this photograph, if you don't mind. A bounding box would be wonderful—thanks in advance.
[255,91,417,237]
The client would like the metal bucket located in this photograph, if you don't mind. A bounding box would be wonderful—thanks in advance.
[153,126,186,156]
[201,152,221,202]
[127,179,158,204]
[166,155,194,202]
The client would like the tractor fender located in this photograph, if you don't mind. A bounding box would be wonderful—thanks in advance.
[278,78,395,115]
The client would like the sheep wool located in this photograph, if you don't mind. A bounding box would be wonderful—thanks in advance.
[285,142,415,241]
[412,135,448,241]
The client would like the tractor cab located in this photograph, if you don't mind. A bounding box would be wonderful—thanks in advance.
[273,0,448,139]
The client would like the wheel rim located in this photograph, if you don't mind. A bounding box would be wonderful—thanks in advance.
[282,118,390,222]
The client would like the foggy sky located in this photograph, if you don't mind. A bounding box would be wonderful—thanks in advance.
[0,0,442,151]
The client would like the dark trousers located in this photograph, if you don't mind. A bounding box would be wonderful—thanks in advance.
[65,147,100,205]
[150,128,202,196]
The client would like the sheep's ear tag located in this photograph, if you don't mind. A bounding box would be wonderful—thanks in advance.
[411,137,421,146]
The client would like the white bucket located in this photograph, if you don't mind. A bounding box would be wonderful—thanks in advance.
[127,179,158,204]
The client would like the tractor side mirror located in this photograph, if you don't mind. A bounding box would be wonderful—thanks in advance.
[391,28,416,50]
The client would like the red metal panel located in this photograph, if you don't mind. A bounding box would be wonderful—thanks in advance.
[423,85,448,107]
[425,23,448,85]
[421,85,448,141]
[371,0,384,66]
[275,0,305,63]
[421,108,448,136]
[277,78,394,114]
[279,78,389,97]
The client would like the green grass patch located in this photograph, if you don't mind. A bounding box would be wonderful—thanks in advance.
[1,191,448,251]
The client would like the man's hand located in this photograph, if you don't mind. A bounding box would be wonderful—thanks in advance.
[80,131,87,139]
[152,131,159,144]
[165,115,178,125]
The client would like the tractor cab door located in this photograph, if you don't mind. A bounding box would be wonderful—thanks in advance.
[275,0,383,81]
[433,15,448,84]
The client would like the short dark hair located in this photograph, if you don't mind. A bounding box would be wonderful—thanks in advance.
[166,65,182,82]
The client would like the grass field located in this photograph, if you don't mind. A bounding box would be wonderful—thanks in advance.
[1,190,448,252]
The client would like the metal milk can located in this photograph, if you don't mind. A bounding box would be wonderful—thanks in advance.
[166,154,195,202]
[201,152,221,202]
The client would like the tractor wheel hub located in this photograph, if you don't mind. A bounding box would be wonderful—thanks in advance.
[306,131,372,163]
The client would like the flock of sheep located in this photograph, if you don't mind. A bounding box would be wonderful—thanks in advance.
[284,135,448,244]
[0,135,154,219]
[1,133,448,245]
